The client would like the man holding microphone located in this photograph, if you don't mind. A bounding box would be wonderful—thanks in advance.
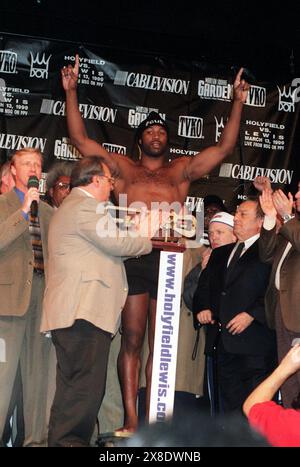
[0,147,53,446]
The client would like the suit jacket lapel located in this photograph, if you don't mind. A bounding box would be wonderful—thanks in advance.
[7,190,32,252]
[7,189,21,210]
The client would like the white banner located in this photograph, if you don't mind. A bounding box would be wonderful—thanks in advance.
[149,250,183,424]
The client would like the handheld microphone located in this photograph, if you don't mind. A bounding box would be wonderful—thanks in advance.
[27,175,39,218]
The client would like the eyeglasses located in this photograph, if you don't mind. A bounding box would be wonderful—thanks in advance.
[55,182,70,191]
[100,175,115,185]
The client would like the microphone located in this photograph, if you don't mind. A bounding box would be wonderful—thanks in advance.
[27,175,39,218]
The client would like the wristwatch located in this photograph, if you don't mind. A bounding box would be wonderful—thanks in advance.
[282,213,294,223]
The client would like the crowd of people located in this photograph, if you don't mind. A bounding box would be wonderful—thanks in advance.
[0,54,299,448]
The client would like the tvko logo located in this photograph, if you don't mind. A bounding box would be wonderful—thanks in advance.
[29,52,52,79]
[0,50,17,74]
[178,116,204,139]
[245,85,266,107]
[103,143,127,155]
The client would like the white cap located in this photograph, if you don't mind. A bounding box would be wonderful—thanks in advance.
[209,211,234,228]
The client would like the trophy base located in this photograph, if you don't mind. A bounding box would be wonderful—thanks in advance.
[151,238,186,252]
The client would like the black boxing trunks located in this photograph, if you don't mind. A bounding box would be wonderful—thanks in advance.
[124,249,161,299]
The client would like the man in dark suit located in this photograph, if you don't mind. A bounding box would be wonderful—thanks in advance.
[259,184,300,408]
[193,199,276,413]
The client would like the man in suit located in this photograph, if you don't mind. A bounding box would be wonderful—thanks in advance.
[41,156,153,447]
[0,147,53,446]
[194,199,276,413]
[259,184,300,407]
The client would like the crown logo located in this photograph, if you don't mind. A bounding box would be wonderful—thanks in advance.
[277,85,296,112]
[29,53,52,79]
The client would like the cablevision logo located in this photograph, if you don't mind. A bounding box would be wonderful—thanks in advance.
[40,99,117,122]
[0,133,47,152]
[219,163,293,185]
[114,71,190,95]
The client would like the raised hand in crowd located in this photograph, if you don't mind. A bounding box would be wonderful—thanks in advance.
[61,53,79,92]
[233,68,250,103]
[253,176,272,193]
[259,188,277,218]
[272,189,294,219]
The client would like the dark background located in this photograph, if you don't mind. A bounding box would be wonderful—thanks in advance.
[0,0,299,81]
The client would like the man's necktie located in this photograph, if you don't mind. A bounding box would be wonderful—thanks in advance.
[226,242,245,282]
[29,214,44,274]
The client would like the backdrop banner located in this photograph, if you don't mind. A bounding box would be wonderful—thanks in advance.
[1,33,299,209]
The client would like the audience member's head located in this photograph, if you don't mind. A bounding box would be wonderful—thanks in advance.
[203,195,228,230]
[10,148,43,192]
[234,198,264,241]
[46,161,73,207]
[71,156,114,202]
[0,160,15,194]
[209,211,236,249]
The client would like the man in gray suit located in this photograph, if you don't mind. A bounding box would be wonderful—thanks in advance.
[41,156,153,447]
[259,183,300,407]
[0,147,53,446]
